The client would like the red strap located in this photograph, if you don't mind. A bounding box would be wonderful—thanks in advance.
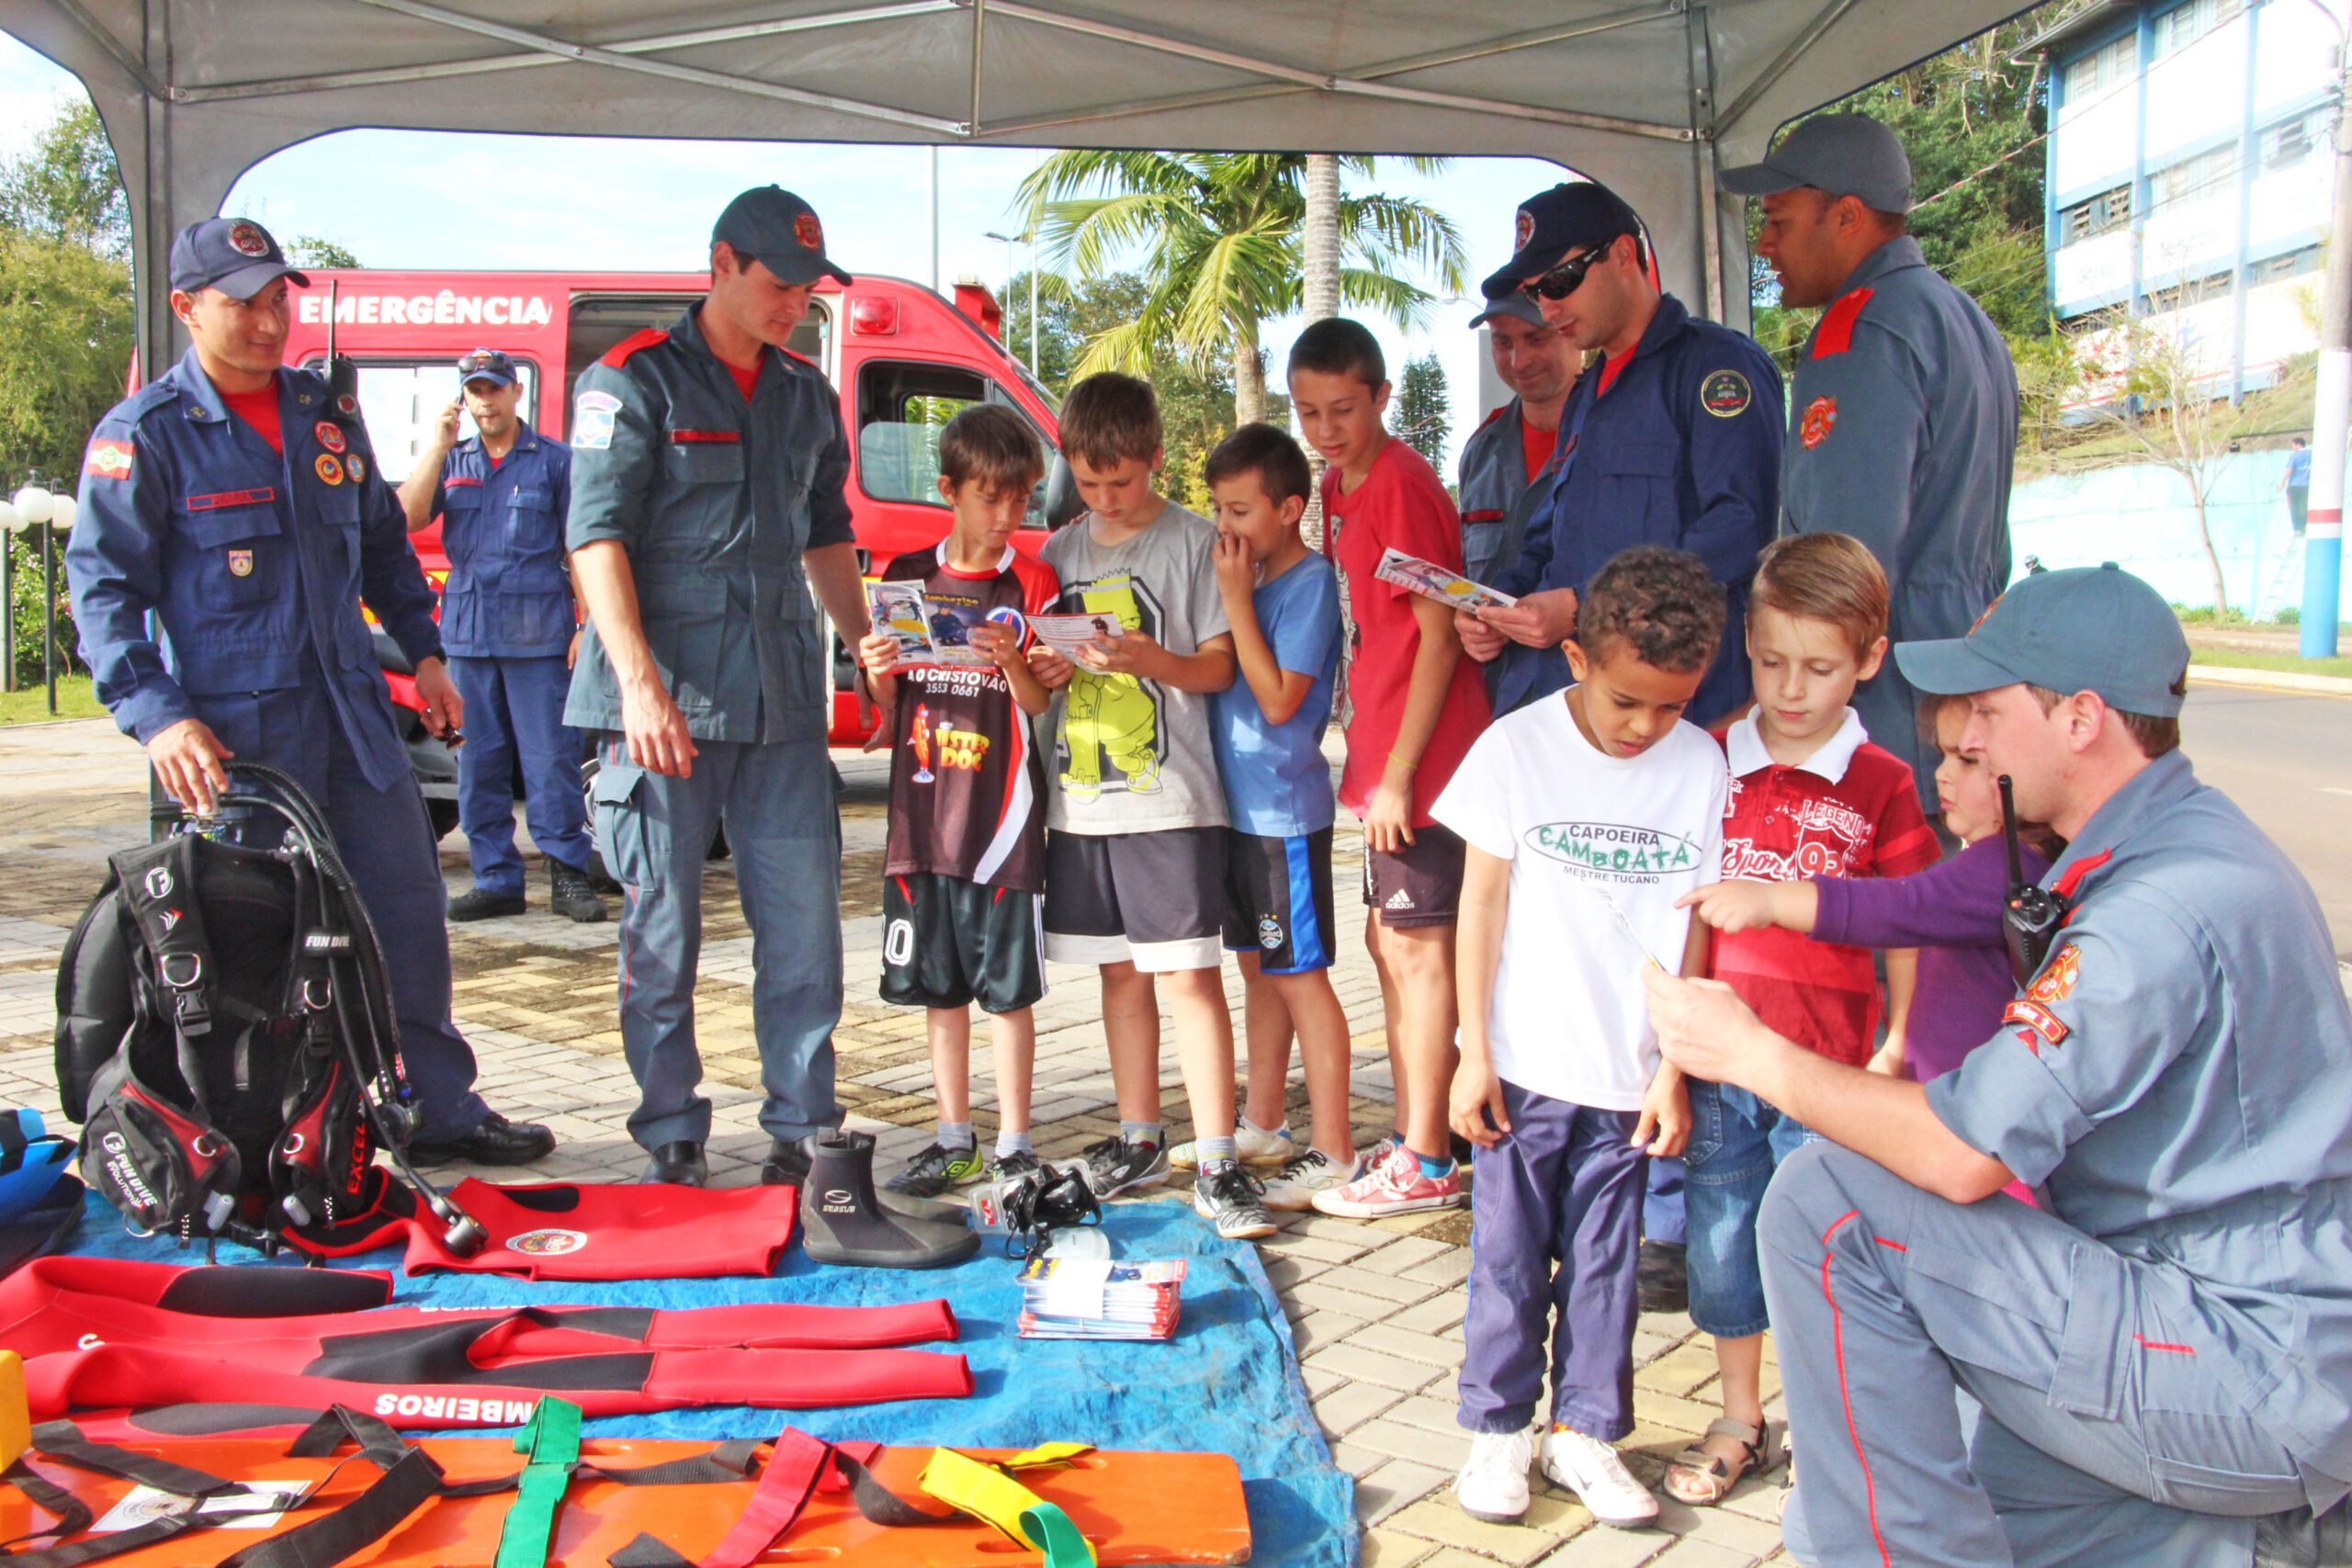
[1811,288,1875,358]
[2052,848,2112,901]
[699,1426,830,1568]
[601,328,670,367]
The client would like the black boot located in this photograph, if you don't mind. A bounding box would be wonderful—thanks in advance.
[798,1131,979,1269]
[641,1141,707,1186]
[548,859,607,923]
[447,886,526,921]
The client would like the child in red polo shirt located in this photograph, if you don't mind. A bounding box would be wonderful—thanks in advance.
[1663,532,1938,1507]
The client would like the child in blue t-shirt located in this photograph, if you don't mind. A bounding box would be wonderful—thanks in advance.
[1203,423,1354,1211]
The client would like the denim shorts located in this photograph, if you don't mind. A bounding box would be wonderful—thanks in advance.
[1683,1079,1822,1337]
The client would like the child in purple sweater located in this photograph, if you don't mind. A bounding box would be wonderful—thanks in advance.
[1680,694,2060,1085]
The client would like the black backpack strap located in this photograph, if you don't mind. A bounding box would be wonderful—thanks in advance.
[107,840,217,1120]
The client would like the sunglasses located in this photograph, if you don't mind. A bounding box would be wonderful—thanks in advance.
[457,352,511,376]
[1521,237,1639,301]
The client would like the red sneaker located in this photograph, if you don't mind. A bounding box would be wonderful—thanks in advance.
[1309,1142,1463,1218]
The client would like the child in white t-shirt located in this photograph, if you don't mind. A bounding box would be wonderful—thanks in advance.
[1433,546,1730,1530]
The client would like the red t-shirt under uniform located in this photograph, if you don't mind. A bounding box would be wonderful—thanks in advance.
[1322,437,1491,826]
[1710,709,1939,1066]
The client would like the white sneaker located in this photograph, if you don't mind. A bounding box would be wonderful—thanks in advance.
[1169,1123,1295,1171]
[1258,1147,1361,1211]
[1542,1427,1659,1529]
[1453,1429,1535,1523]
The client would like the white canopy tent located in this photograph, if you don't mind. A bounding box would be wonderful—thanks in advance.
[1,0,2033,372]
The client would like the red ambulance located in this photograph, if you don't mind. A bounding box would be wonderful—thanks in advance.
[277,269,1069,834]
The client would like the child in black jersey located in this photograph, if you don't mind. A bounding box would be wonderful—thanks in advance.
[857,405,1058,1197]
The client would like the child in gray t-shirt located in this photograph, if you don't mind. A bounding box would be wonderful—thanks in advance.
[1027,374,1269,1241]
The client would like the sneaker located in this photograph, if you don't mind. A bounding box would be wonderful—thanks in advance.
[1453,1429,1535,1524]
[1309,1143,1463,1219]
[884,1141,987,1198]
[979,1147,1046,1184]
[1258,1147,1362,1212]
[1169,1122,1295,1171]
[1542,1427,1660,1529]
[1193,1161,1277,1240]
[1077,1134,1170,1198]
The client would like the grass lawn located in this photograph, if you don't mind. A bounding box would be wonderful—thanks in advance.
[0,675,107,724]
[2189,647,2352,682]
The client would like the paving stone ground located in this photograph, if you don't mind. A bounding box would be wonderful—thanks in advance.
[0,718,1790,1566]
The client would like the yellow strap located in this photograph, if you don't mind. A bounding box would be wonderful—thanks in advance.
[0,1350,25,1472]
[999,1442,1093,1472]
[917,1448,1053,1547]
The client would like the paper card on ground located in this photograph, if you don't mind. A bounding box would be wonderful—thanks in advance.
[94,1483,307,1533]
[1373,547,1517,611]
[1028,613,1126,660]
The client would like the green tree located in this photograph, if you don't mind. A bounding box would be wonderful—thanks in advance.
[1395,352,1451,467]
[0,101,128,257]
[287,235,362,268]
[1015,152,1466,425]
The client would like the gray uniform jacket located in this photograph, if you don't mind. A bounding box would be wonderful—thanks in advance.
[1927,750,2352,1508]
[1783,237,2018,798]
[1453,398,1551,587]
[563,304,854,744]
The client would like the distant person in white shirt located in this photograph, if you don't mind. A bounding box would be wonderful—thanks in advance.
[1433,544,1729,1530]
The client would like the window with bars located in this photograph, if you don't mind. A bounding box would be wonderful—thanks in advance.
[2153,0,2246,58]
[2063,185,2134,243]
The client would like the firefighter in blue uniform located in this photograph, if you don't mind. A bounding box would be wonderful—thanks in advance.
[566,187,873,1189]
[396,348,605,924]
[1724,114,2018,816]
[66,217,554,1167]
[1645,564,2352,1568]
[1453,290,1578,591]
[1456,182,1781,728]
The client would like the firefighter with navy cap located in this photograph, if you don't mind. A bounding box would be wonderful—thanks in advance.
[1453,289,1579,592]
[1454,181,1781,727]
[1645,562,2352,1567]
[1723,113,2019,818]
[66,216,556,1168]
[396,347,605,925]
[566,186,870,1189]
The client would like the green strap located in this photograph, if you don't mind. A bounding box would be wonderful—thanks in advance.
[491,1397,582,1568]
[1018,1502,1097,1568]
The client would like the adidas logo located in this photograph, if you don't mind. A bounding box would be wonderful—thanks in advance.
[1385,889,1414,910]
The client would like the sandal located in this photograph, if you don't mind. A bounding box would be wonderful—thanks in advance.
[1665,1417,1781,1506]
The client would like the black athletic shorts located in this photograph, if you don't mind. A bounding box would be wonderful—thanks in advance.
[880,872,1046,1014]
[1362,823,1467,928]
[1041,827,1226,972]
[1223,828,1337,975]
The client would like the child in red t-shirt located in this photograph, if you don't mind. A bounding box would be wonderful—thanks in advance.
[1286,319,1491,1218]
[1664,532,1939,1506]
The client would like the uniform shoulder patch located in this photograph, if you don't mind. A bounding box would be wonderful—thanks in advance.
[1810,287,1876,358]
[1699,367,1752,418]
[2001,997,2069,1051]
[2025,942,2082,1004]
[600,328,670,368]
[84,435,135,480]
[571,389,623,452]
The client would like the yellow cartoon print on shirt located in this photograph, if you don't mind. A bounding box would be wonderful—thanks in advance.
[1059,575,1163,795]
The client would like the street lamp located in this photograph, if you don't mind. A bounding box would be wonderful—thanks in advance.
[0,500,18,692]
[984,228,1040,376]
[13,485,58,715]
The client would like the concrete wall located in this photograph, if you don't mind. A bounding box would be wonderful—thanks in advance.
[2010,448,2339,620]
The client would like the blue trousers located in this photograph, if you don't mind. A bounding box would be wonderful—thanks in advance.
[1645,1154,1687,1247]
[1763,1143,2320,1568]
[1458,1084,1646,1439]
[201,679,487,1143]
[594,734,843,1149]
[449,654,589,895]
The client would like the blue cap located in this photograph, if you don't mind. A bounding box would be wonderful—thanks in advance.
[1894,562,2189,717]
[455,347,518,389]
[169,217,308,299]
[1469,291,1547,330]
[712,186,852,288]
[1478,181,1643,301]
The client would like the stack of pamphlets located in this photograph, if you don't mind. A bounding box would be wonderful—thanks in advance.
[1016,1257,1187,1341]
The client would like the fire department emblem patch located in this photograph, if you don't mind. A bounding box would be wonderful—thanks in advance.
[345,455,367,482]
[1514,209,1534,252]
[1800,394,1838,449]
[227,550,254,578]
[314,421,346,455]
[2027,942,2082,1004]
[794,211,823,250]
[506,1228,588,1257]
[84,438,133,480]
[314,455,344,486]
[1700,369,1752,419]
[226,220,270,258]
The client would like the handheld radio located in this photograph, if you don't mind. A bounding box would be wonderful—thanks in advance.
[1999,774,2064,986]
[323,279,359,420]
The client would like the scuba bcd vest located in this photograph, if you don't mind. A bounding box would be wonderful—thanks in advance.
[51,764,482,1259]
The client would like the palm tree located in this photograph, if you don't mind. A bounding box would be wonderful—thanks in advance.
[1014,152,1465,425]
[1302,154,1342,326]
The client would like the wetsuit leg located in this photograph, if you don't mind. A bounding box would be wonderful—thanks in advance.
[1760,1143,2304,1568]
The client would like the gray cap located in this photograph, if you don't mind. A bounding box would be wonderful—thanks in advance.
[711,186,852,288]
[1894,562,2189,718]
[1469,291,1547,330]
[1721,113,1913,214]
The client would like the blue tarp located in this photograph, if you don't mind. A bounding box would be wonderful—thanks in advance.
[58,1188,1357,1567]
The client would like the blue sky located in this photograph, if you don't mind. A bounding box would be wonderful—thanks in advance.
[0,31,1569,471]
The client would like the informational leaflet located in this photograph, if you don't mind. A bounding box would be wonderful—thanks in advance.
[93,1483,307,1534]
[1017,1258,1187,1340]
[1372,547,1518,612]
[1027,612,1127,661]
[864,581,1000,670]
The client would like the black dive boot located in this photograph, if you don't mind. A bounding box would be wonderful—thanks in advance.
[799,1131,980,1269]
